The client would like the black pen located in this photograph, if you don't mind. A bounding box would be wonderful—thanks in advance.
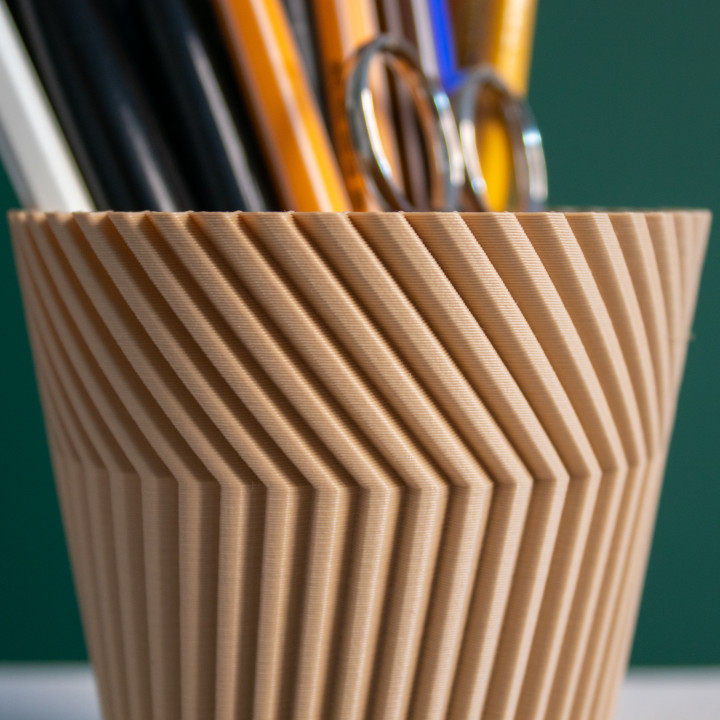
[11,0,193,211]
[135,0,278,211]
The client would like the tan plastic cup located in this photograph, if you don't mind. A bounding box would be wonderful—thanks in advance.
[8,209,709,720]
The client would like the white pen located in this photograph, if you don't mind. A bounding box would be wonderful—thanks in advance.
[0,2,93,211]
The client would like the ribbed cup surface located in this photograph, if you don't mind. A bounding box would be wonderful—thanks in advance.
[9,209,710,720]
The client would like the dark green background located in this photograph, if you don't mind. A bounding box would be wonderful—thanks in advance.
[1,0,718,664]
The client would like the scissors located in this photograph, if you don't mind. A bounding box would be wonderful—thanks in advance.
[344,33,547,212]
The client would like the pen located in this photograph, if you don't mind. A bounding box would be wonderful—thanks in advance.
[136,0,278,210]
[7,0,116,208]
[11,0,193,211]
[212,0,350,211]
[425,0,465,92]
[0,2,92,210]
[402,0,440,79]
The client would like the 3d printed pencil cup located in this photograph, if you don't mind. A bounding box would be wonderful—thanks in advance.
[8,208,709,720]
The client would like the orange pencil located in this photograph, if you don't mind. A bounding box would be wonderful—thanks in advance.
[212,0,350,210]
[312,0,401,210]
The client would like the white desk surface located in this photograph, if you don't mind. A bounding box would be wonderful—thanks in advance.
[1,665,719,719]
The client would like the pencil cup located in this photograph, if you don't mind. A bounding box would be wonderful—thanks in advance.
[9,209,709,720]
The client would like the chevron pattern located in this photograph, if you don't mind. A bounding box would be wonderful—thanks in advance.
[9,209,709,720]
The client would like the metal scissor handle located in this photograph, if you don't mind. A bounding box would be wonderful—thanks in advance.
[345,34,464,211]
[455,65,548,211]
[345,33,548,211]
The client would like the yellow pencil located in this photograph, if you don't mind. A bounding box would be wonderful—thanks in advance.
[451,0,539,209]
[212,0,350,211]
[486,0,538,93]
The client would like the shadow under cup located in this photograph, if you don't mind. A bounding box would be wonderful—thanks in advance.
[8,209,710,720]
